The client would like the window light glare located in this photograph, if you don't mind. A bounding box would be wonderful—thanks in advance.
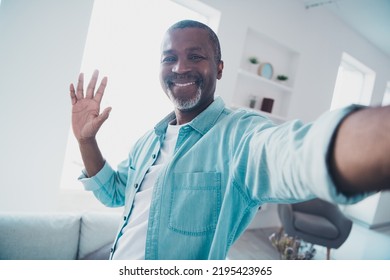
[60,0,218,192]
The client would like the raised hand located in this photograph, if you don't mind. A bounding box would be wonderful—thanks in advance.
[70,70,111,143]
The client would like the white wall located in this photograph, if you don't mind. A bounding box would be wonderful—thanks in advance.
[374,192,390,226]
[0,0,94,212]
[343,193,380,226]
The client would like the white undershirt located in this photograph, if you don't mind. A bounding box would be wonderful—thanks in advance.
[112,123,181,259]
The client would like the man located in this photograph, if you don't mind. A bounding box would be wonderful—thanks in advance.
[69,20,389,259]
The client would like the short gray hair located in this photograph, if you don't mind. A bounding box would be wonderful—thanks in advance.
[167,19,222,64]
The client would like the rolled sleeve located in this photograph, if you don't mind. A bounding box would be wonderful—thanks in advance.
[78,161,115,191]
[304,104,373,204]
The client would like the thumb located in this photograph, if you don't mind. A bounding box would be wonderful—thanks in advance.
[96,107,112,127]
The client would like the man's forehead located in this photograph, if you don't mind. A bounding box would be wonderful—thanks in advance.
[161,28,211,51]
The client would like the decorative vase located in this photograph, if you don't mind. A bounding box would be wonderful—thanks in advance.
[248,63,260,74]
[248,95,257,108]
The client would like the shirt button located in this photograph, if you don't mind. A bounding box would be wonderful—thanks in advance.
[134,183,138,188]
[152,154,156,159]
[123,216,127,221]
[110,248,114,253]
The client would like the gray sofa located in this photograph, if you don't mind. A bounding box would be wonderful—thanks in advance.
[0,212,122,260]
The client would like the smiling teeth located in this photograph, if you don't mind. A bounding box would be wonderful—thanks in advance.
[175,82,195,87]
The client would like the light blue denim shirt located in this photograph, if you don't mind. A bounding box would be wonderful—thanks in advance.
[79,96,367,259]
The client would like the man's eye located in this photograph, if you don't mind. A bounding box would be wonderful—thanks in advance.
[189,55,203,61]
[162,56,176,63]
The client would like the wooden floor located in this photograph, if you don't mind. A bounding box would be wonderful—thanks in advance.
[227,227,281,260]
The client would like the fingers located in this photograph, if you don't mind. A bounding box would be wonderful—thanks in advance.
[94,76,108,103]
[69,83,77,105]
[76,72,84,100]
[72,70,107,102]
[86,69,99,99]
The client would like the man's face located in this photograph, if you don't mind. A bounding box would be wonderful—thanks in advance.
[159,28,223,113]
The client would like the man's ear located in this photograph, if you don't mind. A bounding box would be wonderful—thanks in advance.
[217,60,224,80]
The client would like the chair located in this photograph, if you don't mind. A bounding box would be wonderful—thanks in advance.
[277,198,353,260]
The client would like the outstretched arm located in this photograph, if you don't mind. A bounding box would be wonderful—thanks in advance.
[70,70,111,177]
[330,105,390,196]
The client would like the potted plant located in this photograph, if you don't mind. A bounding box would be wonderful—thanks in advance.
[269,229,316,260]
[248,56,259,64]
[276,74,289,83]
[247,56,260,73]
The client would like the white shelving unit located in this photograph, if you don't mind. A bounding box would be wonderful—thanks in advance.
[230,103,287,125]
[232,28,300,121]
[238,69,293,93]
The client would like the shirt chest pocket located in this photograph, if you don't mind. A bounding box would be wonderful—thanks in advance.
[169,172,221,236]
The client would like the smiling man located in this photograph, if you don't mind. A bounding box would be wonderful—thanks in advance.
[69,20,390,260]
[159,20,223,124]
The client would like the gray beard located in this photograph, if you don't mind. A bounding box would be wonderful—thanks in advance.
[167,87,202,111]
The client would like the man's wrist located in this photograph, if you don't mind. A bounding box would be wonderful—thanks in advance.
[78,137,98,146]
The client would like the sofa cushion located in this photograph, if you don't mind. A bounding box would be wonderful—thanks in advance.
[0,213,80,260]
[78,212,121,259]
[80,242,113,260]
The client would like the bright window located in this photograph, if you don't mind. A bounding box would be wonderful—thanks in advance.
[60,0,220,190]
[382,82,390,106]
[330,52,375,110]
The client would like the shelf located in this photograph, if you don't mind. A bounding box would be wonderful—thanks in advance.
[230,103,287,124]
[232,27,300,121]
[238,68,293,93]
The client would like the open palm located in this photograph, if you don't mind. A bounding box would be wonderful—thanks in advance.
[70,70,111,142]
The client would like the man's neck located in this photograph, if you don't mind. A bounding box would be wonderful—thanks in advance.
[174,99,214,125]
[174,110,199,125]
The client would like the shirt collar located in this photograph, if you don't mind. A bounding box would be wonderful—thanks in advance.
[154,96,226,136]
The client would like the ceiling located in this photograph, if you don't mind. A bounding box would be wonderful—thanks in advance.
[304,0,390,58]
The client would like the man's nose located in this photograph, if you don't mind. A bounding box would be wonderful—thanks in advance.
[172,59,190,73]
